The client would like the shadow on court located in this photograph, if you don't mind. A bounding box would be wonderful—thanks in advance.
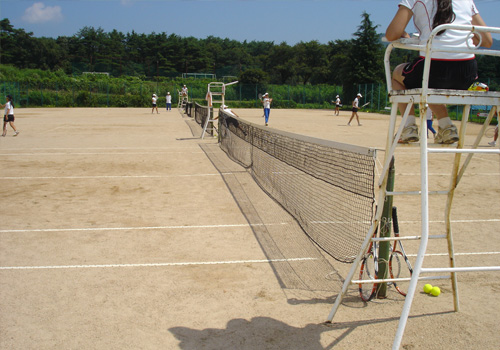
[170,317,327,350]
[200,143,344,296]
[169,311,455,350]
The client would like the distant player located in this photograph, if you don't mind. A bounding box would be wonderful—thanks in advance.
[348,93,362,126]
[426,108,437,138]
[152,94,159,114]
[261,93,273,126]
[166,92,172,111]
[489,111,499,147]
[334,95,341,116]
[1,94,19,137]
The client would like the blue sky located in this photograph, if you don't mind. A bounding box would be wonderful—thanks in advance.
[1,0,499,44]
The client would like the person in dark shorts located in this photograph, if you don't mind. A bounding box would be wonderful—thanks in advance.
[152,94,159,114]
[385,0,492,144]
[334,95,341,116]
[1,94,19,137]
[348,93,362,126]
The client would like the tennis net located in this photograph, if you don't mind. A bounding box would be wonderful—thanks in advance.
[218,109,377,263]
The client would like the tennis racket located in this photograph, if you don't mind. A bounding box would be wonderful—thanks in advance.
[359,249,378,301]
[359,225,379,302]
[361,102,370,108]
[389,206,413,297]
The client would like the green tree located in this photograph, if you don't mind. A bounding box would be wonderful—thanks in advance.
[343,12,385,100]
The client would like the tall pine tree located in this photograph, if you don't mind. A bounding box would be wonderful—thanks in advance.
[343,12,385,102]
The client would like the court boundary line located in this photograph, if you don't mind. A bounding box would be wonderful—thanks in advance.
[1,252,499,271]
[0,257,318,271]
[0,218,497,234]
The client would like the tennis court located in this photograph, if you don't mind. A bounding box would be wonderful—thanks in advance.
[0,107,498,349]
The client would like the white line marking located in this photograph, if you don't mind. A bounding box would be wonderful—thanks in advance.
[0,173,226,180]
[397,173,500,176]
[403,219,500,223]
[0,222,290,234]
[0,258,317,271]
[0,151,204,156]
[1,218,496,234]
[407,252,500,257]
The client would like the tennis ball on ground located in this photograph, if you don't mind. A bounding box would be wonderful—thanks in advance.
[423,284,433,294]
[430,286,441,296]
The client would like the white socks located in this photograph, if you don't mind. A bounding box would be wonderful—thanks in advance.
[405,115,416,127]
[404,115,453,129]
[438,117,453,129]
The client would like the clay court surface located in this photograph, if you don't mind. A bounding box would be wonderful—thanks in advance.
[0,107,499,349]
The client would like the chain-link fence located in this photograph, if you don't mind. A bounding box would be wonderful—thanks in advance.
[1,79,498,124]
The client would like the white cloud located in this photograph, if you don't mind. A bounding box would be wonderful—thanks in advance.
[22,2,63,24]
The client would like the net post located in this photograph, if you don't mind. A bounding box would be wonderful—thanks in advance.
[377,156,395,298]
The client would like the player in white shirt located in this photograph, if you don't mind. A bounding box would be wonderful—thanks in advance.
[1,95,19,137]
[348,93,362,126]
[166,92,172,111]
[261,93,273,126]
[152,94,159,114]
[334,95,341,116]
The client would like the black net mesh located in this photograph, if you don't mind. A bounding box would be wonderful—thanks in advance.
[219,109,377,263]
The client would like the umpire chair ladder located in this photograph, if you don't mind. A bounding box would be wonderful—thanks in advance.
[201,81,238,139]
[327,24,500,349]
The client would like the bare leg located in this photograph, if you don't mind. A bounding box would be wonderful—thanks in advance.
[428,104,448,120]
[355,113,362,126]
[348,113,355,125]
[392,64,416,117]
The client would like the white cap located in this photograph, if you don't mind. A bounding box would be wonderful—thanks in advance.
[264,92,269,96]
[167,92,170,94]
[357,93,362,97]
[336,95,339,98]
[153,94,157,97]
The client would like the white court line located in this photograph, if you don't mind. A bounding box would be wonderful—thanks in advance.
[0,151,204,156]
[0,173,227,180]
[0,222,290,234]
[1,147,199,151]
[407,251,500,257]
[0,219,496,234]
[0,257,317,271]
[397,172,500,176]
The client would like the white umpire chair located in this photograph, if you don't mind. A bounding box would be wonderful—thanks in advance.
[327,24,500,349]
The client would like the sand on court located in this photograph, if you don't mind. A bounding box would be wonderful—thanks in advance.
[0,107,498,349]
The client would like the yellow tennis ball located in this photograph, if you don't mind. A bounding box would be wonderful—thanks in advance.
[423,284,433,294]
[430,286,441,296]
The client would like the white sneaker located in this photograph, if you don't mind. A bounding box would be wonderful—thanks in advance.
[399,124,419,143]
[489,141,497,147]
[435,125,459,144]
[13,131,20,136]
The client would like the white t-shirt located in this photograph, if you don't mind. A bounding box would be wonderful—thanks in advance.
[335,97,341,105]
[263,97,271,109]
[4,101,14,115]
[426,108,433,120]
[399,0,478,60]
[353,97,359,108]
[166,95,171,103]
[152,97,157,104]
